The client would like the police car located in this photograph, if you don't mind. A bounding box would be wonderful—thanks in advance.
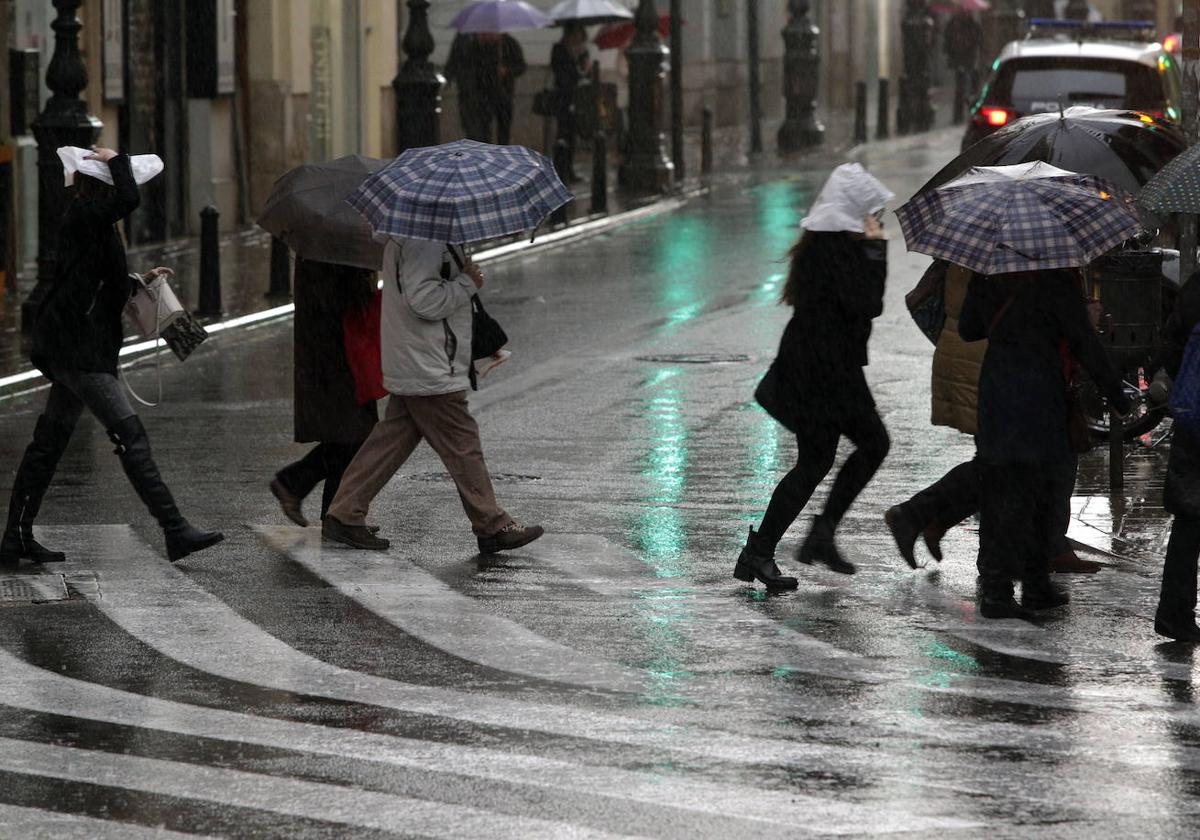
[963,19,1181,150]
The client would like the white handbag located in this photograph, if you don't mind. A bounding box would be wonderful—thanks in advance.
[125,272,184,339]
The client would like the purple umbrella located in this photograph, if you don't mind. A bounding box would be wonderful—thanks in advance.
[449,0,553,33]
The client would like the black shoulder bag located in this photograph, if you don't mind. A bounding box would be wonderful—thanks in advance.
[447,245,508,389]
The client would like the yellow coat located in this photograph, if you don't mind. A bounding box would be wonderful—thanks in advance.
[931,265,986,435]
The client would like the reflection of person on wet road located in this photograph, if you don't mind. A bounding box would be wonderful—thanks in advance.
[958,269,1129,620]
[887,262,1101,574]
[735,164,893,590]
[1,148,223,568]
[1154,272,1200,642]
[322,238,543,555]
[270,259,379,528]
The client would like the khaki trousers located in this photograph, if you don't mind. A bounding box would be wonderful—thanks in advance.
[326,391,510,537]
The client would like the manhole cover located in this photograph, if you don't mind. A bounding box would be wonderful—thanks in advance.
[0,575,69,604]
[635,353,751,364]
[407,472,542,483]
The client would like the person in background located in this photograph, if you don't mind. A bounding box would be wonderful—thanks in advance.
[0,147,222,568]
[270,259,379,528]
[943,11,983,116]
[551,21,592,183]
[445,32,528,145]
[734,164,893,590]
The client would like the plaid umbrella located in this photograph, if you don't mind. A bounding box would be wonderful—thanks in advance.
[347,139,572,245]
[1138,142,1200,214]
[896,162,1143,275]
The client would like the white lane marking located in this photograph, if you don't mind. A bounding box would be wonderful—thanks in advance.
[0,802,211,840]
[0,737,632,840]
[0,646,983,834]
[254,525,646,693]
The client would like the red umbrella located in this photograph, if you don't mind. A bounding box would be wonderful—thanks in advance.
[593,15,674,50]
[931,0,990,12]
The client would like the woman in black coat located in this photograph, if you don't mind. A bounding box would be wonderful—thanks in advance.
[958,269,1130,618]
[1,148,222,568]
[1154,272,1200,641]
[735,217,891,589]
[270,259,378,526]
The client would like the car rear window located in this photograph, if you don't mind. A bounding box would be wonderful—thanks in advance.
[989,57,1166,113]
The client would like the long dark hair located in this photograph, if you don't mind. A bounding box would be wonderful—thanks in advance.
[779,231,815,307]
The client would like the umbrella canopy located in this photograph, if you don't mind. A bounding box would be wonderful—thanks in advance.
[896,162,1143,275]
[347,139,572,245]
[549,0,632,26]
[1138,142,1200,214]
[449,0,552,33]
[931,0,990,12]
[921,108,1186,200]
[594,15,672,50]
[257,155,389,271]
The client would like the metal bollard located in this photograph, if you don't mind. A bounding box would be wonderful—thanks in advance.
[196,205,222,319]
[876,78,890,140]
[266,236,291,299]
[551,139,571,227]
[590,131,608,216]
[854,81,868,145]
[701,106,714,177]
[1109,406,1124,491]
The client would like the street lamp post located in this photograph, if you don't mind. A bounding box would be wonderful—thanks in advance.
[619,0,673,193]
[898,0,935,136]
[21,0,102,331]
[393,0,444,155]
[748,0,763,155]
[670,0,684,180]
[777,0,824,153]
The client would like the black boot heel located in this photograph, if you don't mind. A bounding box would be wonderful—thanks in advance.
[732,528,799,590]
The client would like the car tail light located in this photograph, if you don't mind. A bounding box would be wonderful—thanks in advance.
[1163,33,1181,54]
[977,107,1014,128]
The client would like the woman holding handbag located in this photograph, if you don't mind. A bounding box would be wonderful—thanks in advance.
[270,258,380,527]
[1,147,222,568]
[736,164,894,590]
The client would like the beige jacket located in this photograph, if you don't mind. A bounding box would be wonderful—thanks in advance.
[930,265,986,435]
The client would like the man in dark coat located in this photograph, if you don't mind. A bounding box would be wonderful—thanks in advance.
[271,259,379,527]
[445,33,527,144]
[959,270,1130,619]
[551,22,591,182]
[1155,273,1200,641]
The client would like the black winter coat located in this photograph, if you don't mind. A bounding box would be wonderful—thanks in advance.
[1164,273,1200,518]
[31,155,140,378]
[775,234,886,419]
[960,271,1130,464]
[292,259,379,444]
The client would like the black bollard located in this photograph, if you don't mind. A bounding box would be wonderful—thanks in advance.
[551,139,571,227]
[590,131,608,215]
[1109,405,1124,491]
[701,106,714,176]
[876,78,890,140]
[196,206,222,319]
[854,81,868,145]
[266,235,291,299]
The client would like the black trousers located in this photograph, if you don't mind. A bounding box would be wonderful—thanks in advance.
[902,455,1075,559]
[756,406,890,552]
[1157,516,1200,622]
[276,442,363,522]
[460,96,514,145]
[978,461,1063,593]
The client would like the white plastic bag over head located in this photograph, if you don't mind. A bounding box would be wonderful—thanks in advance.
[800,163,896,233]
[57,146,164,187]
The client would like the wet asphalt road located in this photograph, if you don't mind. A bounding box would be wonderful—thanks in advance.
[0,128,1195,839]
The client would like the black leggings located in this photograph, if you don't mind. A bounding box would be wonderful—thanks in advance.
[756,407,890,552]
[276,442,364,522]
[1158,515,1200,621]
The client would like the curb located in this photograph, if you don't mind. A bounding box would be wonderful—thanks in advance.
[0,186,708,403]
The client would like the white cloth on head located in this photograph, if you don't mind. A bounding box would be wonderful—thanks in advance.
[57,146,164,187]
[800,163,896,233]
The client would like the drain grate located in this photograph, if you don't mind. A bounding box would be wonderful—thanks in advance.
[407,472,542,483]
[635,353,751,364]
[0,575,70,604]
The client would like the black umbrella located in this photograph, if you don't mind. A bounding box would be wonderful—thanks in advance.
[257,154,389,271]
[1138,142,1200,214]
[919,108,1186,200]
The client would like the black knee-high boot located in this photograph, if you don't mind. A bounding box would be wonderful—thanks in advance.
[0,416,75,567]
[107,417,224,562]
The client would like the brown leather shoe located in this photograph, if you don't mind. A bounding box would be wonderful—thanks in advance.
[1049,550,1102,574]
[270,478,308,528]
[477,522,544,555]
[322,516,389,551]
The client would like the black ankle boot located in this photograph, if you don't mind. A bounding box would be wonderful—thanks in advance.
[979,574,1037,621]
[1154,611,1200,642]
[1021,576,1070,610]
[0,415,74,568]
[108,417,224,563]
[797,519,856,575]
[733,527,798,590]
